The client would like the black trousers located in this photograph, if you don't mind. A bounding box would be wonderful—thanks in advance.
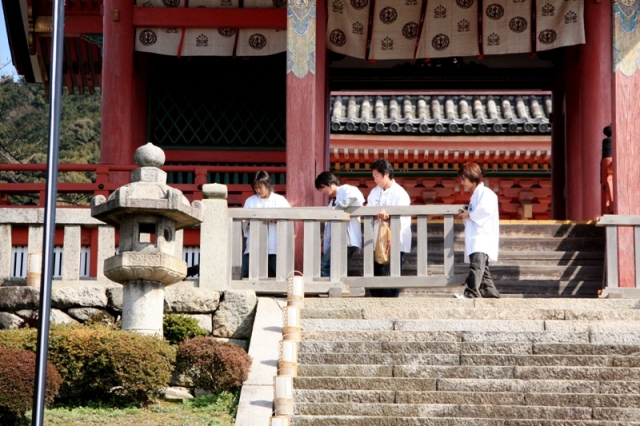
[370,252,406,298]
[463,252,500,298]
[242,253,277,278]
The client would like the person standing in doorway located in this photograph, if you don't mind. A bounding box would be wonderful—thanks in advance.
[367,158,411,297]
[242,171,290,278]
[455,162,501,299]
[315,171,365,277]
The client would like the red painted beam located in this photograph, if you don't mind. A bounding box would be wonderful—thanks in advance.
[11,228,65,245]
[183,229,200,246]
[132,7,287,29]
[64,15,103,35]
[165,150,286,164]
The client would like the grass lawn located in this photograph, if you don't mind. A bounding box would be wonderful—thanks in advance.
[31,395,237,426]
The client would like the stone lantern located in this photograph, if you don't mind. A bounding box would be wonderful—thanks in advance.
[91,143,203,335]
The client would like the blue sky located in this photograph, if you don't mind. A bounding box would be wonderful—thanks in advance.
[0,1,18,79]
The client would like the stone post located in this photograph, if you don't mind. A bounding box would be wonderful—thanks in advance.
[0,225,11,282]
[96,226,115,281]
[62,226,81,281]
[199,183,228,291]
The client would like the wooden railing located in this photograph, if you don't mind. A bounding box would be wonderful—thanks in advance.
[227,205,465,295]
[0,163,286,206]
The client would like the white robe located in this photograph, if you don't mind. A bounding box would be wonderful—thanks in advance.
[463,182,499,263]
[242,192,290,254]
[323,184,365,254]
[367,180,412,254]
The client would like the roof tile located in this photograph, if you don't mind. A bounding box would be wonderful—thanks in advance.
[330,94,552,135]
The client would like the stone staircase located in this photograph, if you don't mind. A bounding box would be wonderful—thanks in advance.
[348,221,605,297]
[291,298,640,425]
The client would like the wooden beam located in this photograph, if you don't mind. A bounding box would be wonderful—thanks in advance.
[35,7,287,35]
[132,7,287,29]
[164,149,286,164]
[35,15,103,36]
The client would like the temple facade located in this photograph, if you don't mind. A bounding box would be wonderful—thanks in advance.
[3,0,640,283]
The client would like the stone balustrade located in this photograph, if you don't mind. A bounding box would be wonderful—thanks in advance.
[0,185,465,297]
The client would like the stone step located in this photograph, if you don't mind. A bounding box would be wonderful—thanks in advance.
[302,318,640,334]
[304,307,571,320]
[293,377,439,391]
[420,238,605,252]
[398,319,640,333]
[417,222,605,240]
[301,298,640,310]
[301,330,590,344]
[291,415,640,426]
[400,280,604,298]
[297,365,640,381]
[299,340,640,356]
[293,377,640,394]
[293,404,640,422]
[350,250,604,266]
[298,353,638,368]
[394,365,640,381]
[359,265,604,280]
[303,307,640,321]
[293,402,598,420]
[436,378,640,394]
[299,340,534,354]
[294,389,640,408]
[493,280,603,296]
[302,318,549,332]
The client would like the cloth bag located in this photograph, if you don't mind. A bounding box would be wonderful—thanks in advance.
[374,220,391,265]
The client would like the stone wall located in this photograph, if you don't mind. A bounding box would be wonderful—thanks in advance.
[0,286,257,347]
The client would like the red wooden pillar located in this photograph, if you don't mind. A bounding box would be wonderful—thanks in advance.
[102,0,148,183]
[286,0,328,268]
[286,0,327,208]
[612,3,640,287]
[579,0,612,220]
[551,68,566,219]
[564,46,583,220]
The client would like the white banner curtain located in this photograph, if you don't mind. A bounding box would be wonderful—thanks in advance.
[326,0,371,60]
[483,0,532,56]
[536,0,585,52]
[416,0,480,59]
[326,0,584,60]
[368,1,422,60]
[134,0,287,57]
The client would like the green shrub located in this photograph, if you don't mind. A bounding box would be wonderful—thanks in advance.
[0,348,62,425]
[46,325,176,405]
[176,337,251,393]
[0,328,37,352]
[163,314,209,345]
[1,325,176,406]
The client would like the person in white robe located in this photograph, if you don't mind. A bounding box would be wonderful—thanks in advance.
[367,158,411,297]
[315,171,365,277]
[242,170,290,278]
[456,162,501,299]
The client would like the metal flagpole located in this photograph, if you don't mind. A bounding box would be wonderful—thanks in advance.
[31,0,65,423]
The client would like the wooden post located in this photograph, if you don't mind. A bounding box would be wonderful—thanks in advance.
[286,0,327,270]
[551,68,566,220]
[102,0,147,183]
[612,3,640,287]
[579,0,612,220]
[564,45,583,220]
